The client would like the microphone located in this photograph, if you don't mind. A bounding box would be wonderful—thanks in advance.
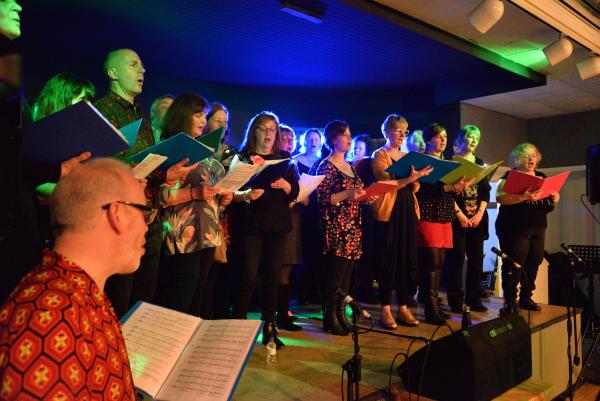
[491,247,522,269]
[561,243,584,265]
[336,288,372,319]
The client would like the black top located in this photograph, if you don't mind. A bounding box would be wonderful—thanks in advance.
[235,150,299,234]
[496,170,555,234]
[453,155,491,237]
[416,181,455,223]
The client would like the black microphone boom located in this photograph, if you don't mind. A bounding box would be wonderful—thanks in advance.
[491,247,522,269]
[336,288,372,319]
[561,243,585,265]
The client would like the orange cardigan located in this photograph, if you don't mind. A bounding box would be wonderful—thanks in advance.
[370,148,420,222]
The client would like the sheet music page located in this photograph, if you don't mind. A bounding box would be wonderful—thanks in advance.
[296,173,325,203]
[158,319,261,401]
[131,153,168,179]
[121,303,201,398]
[255,157,290,174]
[213,162,261,192]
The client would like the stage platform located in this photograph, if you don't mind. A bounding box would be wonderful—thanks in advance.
[232,297,581,400]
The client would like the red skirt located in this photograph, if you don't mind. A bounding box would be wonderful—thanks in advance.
[417,221,453,248]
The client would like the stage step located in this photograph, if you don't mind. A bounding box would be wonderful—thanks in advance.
[361,380,553,401]
[495,379,554,401]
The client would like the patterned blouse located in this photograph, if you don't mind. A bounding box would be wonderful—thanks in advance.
[0,250,135,401]
[161,157,225,255]
[316,159,364,260]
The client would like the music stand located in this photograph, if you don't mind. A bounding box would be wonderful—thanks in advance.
[570,245,600,391]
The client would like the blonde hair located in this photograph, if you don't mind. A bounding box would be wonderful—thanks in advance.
[380,114,408,137]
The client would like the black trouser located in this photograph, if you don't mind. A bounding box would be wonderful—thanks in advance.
[162,247,215,315]
[324,252,355,308]
[233,232,285,322]
[105,219,162,318]
[446,222,485,304]
[499,227,546,301]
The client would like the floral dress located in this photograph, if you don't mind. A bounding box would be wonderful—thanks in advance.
[161,157,225,255]
[316,159,364,260]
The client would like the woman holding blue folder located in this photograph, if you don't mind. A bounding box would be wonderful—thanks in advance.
[159,93,233,316]
[371,114,432,329]
[416,123,472,324]
[230,111,299,349]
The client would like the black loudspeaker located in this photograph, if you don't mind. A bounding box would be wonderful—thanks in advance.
[398,314,532,401]
[587,144,600,205]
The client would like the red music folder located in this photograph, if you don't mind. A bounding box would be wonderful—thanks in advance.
[502,170,570,200]
[355,180,398,201]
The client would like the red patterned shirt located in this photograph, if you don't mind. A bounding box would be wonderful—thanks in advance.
[0,251,135,401]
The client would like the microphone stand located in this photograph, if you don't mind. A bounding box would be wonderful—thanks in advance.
[342,306,362,401]
[565,254,576,401]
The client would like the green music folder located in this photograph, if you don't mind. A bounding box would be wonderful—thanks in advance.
[440,156,503,185]
[196,126,224,152]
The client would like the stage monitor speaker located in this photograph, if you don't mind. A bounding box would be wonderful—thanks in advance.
[398,314,531,401]
[587,144,600,204]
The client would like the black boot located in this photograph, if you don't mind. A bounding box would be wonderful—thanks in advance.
[276,285,302,331]
[337,300,353,332]
[500,297,520,315]
[465,297,488,312]
[262,321,284,349]
[425,271,448,325]
[324,302,348,336]
[447,293,464,314]
[518,297,541,311]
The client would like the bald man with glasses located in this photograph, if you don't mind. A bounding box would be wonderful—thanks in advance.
[0,158,151,401]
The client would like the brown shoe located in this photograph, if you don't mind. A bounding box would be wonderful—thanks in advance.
[397,305,419,327]
[380,305,398,329]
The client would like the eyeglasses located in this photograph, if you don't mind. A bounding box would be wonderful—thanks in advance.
[256,126,277,134]
[101,201,157,225]
[393,129,409,137]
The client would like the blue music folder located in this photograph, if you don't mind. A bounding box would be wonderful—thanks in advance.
[246,159,293,189]
[119,119,142,147]
[129,133,214,169]
[22,101,130,165]
[385,152,461,183]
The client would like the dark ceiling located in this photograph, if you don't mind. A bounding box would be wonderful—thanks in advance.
[23,0,543,98]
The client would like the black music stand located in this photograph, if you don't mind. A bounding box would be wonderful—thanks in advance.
[570,245,600,391]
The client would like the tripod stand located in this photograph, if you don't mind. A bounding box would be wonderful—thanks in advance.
[342,312,362,401]
[574,263,600,394]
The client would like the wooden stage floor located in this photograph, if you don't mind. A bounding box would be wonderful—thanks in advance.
[233,297,577,401]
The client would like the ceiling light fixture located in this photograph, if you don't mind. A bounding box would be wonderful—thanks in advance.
[543,35,573,66]
[280,0,327,24]
[468,0,505,34]
[576,54,600,80]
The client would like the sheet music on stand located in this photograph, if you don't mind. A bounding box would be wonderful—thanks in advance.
[570,245,600,273]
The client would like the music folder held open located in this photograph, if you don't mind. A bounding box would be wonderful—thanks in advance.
[121,302,262,401]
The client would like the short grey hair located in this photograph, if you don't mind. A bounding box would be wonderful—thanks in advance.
[509,143,542,169]
[50,158,134,234]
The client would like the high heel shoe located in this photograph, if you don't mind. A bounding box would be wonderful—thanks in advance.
[396,305,419,327]
[262,322,285,349]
